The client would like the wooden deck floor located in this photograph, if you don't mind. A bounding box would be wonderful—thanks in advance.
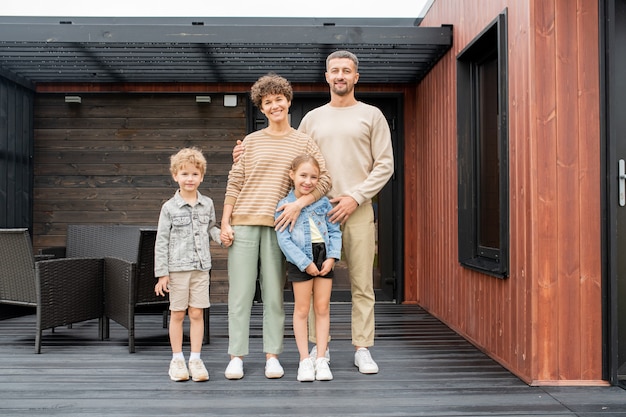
[1,303,625,417]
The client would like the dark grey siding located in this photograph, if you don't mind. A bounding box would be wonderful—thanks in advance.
[0,78,33,229]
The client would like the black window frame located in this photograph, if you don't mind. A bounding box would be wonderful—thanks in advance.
[456,10,509,278]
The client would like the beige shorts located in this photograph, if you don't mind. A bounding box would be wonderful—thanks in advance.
[168,270,210,311]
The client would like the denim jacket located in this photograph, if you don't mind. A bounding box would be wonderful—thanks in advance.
[275,190,342,272]
[154,190,221,277]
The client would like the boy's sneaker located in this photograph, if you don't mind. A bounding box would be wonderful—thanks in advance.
[168,358,190,382]
[188,358,209,382]
[315,357,333,381]
[264,357,284,379]
[354,348,379,374]
[309,345,330,363]
[297,357,315,382]
[225,357,244,380]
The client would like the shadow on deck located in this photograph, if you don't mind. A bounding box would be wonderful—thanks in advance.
[0,303,625,416]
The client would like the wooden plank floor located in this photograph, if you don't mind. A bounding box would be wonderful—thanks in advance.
[1,303,625,416]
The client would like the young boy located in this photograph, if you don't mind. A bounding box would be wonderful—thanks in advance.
[154,147,223,382]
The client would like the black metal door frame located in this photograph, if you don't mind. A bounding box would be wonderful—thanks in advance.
[601,0,626,387]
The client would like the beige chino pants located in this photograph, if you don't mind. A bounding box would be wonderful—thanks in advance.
[309,201,376,348]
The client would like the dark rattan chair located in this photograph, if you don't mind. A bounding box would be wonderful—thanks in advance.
[64,225,209,352]
[0,228,105,353]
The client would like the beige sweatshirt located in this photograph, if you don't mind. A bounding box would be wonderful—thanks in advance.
[299,101,394,204]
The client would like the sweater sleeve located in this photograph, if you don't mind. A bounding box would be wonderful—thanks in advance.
[305,139,332,202]
[154,205,172,278]
[224,142,246,206]
[350,109,394,205]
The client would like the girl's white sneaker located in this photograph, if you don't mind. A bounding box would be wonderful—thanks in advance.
[297,357,315,382]
[315,357,333,381]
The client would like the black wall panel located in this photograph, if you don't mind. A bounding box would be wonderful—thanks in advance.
[0,78,33,229]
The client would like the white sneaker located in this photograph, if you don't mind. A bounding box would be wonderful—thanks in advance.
[188,358,209,382]
[354,348,379,374]
[297,357,315,382]
[309,345,330,363]
[265,357,284,379]
[225,357,244,380]
[168,358,190,382]
[315,357,333,381]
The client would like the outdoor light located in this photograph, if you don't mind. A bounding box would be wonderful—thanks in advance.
[64,96,81,103]
[223,94,237,107]
[195,96,212,103]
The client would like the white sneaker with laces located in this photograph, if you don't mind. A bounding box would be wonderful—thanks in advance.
[168,358,190,382]
[315,357,333,381]
[297,357,315,382]
[225,357,244,380]
[265,357,284,379]
[354,348,379,374]
[309,345,330,363]
[188,358,209,382]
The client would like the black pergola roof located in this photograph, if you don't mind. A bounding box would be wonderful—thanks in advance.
[0,17,452,88]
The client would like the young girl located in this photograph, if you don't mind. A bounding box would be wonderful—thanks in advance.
[275,154,342,381]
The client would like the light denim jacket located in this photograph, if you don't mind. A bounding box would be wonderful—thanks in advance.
[154,190,221,277]
[275,190,342,272]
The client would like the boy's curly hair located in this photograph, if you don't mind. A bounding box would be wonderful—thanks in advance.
[169,147,206,176]
[250,73,293,109]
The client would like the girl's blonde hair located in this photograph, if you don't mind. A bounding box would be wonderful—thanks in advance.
[290,153,320,173]
[169,147,207,176]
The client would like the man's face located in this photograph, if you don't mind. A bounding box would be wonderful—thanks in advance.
[325,58,359,96]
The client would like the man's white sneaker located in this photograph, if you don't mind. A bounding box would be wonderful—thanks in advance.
[297,357,315,382]
[354,348,379,374]
[315,357,333,381]
[265,357,284,379]
[188,358,209,382]
[168,358,190,382]
[225,357,244,380]
[309,345,330,363]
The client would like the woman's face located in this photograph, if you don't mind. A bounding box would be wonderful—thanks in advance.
[260,93,291,125]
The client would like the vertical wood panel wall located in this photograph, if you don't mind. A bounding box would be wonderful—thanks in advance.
[0,79,34,228]
[413,0,602,384]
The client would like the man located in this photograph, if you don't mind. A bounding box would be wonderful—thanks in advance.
[233,51,394,374]
[298,50,394,374]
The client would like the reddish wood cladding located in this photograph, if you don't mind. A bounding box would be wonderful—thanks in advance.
[416,0,602,384]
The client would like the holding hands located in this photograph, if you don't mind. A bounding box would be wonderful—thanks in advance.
[220,224,234,247]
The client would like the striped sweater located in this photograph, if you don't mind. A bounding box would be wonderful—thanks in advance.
[224,128,331,227]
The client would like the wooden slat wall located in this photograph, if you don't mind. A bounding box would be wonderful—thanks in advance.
[0,79,34,228]
[413,0,603,385]
[31,83,411,304]
[33,92,246,302]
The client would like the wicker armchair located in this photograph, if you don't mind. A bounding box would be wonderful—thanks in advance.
[0,228,105,353]
[64,225,209,352]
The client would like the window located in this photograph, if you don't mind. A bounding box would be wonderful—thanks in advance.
[457,10,509,278]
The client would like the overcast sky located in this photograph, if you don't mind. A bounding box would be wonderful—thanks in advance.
[0,0,430,18]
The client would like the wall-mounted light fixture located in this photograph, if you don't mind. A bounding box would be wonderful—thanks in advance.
[195,96,212,103]
[223,94,237,107]
[64,95,82,104]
